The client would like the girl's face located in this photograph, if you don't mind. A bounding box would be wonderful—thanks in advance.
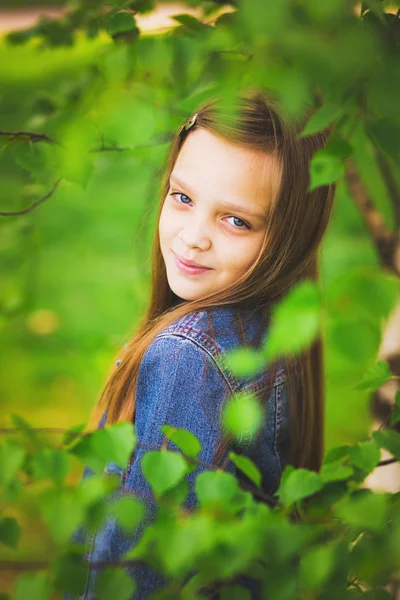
[159,127,279,302]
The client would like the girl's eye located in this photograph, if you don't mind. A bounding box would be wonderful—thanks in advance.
[226,216,251,230]
[170,192,251,231]
[171,192,192,205]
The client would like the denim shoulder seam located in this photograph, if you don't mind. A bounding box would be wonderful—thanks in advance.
[155,332,237,395]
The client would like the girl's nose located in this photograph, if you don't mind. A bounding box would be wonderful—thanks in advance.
[178,219,211,252]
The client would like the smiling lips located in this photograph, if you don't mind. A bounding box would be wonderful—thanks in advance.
[173,252,213,276]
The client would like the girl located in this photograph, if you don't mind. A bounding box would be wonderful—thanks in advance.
[69,88,335,599]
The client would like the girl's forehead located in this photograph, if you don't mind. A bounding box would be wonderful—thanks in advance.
[174,128,282,208]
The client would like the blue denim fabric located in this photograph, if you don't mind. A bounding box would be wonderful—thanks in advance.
[66,304,290,600]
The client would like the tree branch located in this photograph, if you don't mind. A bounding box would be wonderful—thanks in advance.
[0,179,62,217]
[0,130,55,144]
[345,158,400,276]
[0,426,278,506]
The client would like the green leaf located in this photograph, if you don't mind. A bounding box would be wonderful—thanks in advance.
[352,361,392,391]
[335,490,388,532]
[53,552,88,595]
[70,422,136,472]
[264,281,321,360]
[161,425,201,457]
[172,14,205,31]
[11,414,42,449]
[299,102,342,138]
[109,495,145,533]
[373,429,400,459]
[309,148,345,191]
[320,459,354,483]
[366,118,400,163]
[391,391,400,426]
[62,422,86,447]
[78,472,120,507]
[156,513,214,576]
[141,450,189,496]
[222,392,264,443]
[0,441,25,488]
[228,452,262,488]
[323,445,352,464]
[93,567,136,600]
[195,470,239,509]
[106,11,139,36]
[277,466,322,507]
[222,347,266,377]
[41,488,85,544]
[299,543,335,590]
[0,517,20,549]
[32,448,69,486]
[14,572,51,600]
[348,440,381,473]
[220,586,251,600]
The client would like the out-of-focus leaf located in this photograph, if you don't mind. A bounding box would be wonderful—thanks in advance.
[220,587,251,600]
[299,543,336,590]
[299,102,343,138]
[352,361,392,391]
[109,495,145,533]
[228,452,262,488]
[69,422,136,472]
[390,391,400,426]
[222,347,266,377]
[195,470,239,509]
[0,441,25,488]
[309,148,345,191]
[172,14,207,31]
[41,488,85,544]
[32,448,69,486]
[93,567,136,600]
[348,440,381,473]
[161,425,201,458]
[373,429,400,459]
[141,450,189,496]
[106,12,139,37]
[335,490,388,532]
[277,466,322,507]
[0,517,20,549]
[264,281,321,360]
[320,459,354,483]
[366,117,400,164]
[222,392,264,443]
[14,572,51,600]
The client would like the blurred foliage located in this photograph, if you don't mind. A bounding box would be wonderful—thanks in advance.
[0,0,400,597]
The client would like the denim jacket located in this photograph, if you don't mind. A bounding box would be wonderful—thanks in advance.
[66,303,290,600]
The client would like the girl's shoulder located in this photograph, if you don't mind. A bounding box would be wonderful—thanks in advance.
[153,305,286,395]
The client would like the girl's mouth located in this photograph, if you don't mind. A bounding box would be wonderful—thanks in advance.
[173,253,213,276]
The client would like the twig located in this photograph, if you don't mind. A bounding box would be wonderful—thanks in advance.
[0,179,62,217]
[0,130,55,144]
[378,457,398,467]
[0,557,148,572]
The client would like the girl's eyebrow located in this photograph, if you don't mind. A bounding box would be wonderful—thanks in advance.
[169,172,266,222]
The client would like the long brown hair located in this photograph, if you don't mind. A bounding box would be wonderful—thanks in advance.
[87,88,335,472]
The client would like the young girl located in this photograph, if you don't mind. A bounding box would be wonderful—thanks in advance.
[69,88,335,599]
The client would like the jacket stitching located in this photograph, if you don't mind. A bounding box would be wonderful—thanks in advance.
[155,332,237,394]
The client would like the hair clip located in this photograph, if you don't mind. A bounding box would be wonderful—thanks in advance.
[179,113,198,134]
